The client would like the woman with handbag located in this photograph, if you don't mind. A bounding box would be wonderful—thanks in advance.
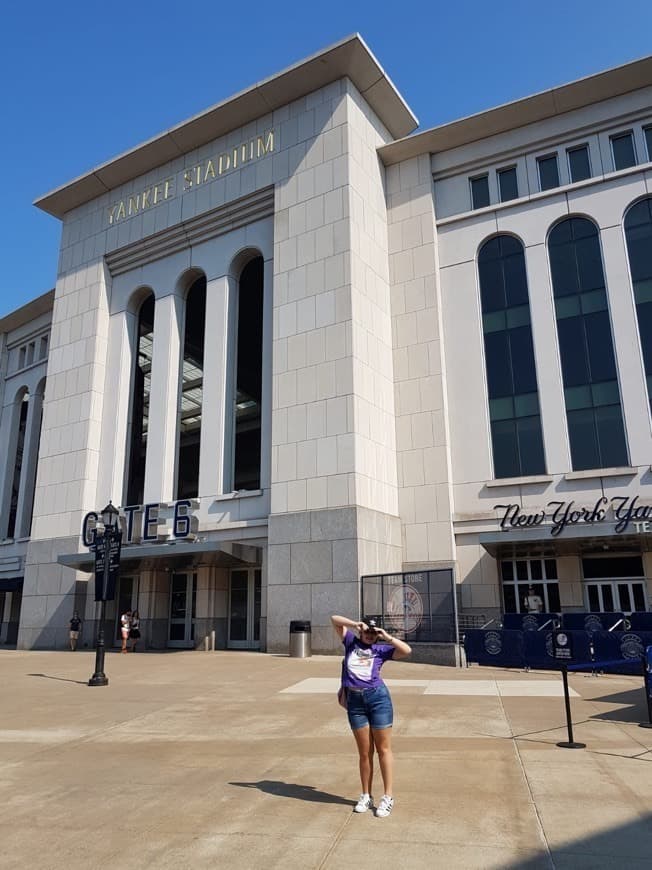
[330,614,411,818]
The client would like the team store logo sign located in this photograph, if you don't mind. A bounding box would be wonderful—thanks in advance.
[496,495,652,537]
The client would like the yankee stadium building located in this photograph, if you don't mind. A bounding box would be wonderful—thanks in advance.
[2,35,652,657]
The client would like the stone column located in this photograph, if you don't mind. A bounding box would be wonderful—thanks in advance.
[198,276,229,499]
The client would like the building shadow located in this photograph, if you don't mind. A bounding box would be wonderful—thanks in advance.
[27,673,88,685]
[587,686,650,723]
[229,780,351,806]
[502,814,652,868]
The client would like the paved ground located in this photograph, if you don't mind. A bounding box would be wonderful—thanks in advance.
[1,649,651,869]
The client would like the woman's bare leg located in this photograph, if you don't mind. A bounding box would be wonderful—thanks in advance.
[372,727,393,796]
[352,726,375,794]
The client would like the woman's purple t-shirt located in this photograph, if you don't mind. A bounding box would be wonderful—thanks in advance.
[341,629,394,689]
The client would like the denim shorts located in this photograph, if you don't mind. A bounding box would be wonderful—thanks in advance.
[346,683,393,731]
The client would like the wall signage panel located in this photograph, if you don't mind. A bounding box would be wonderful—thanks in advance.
[496,495,652,536]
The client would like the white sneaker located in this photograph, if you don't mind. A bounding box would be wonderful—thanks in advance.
[354,794,373,813]
[375,795,394,817]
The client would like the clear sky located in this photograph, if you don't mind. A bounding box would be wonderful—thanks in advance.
[1,0,651,316]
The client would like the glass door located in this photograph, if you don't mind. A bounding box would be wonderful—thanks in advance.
[168,573,196,648]
[585,580,647,612]
[228,568,261,649]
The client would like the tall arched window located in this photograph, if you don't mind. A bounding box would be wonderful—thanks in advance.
[478,235,545,478]
[126,294,155,505]
[548,217,628,470]
[176,275,206,499]
[624,197,652,413]
[232,256,264,491]
[6,390,29,539]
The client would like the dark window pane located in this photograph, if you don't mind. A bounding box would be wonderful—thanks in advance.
[126,294,154,506]
[501,561,514,582]
[547,583,561,612]
[645,128,652,161]
[516,561,528,581]
[491,419,519,478]
[471,175,490,209]
[545,559,558,579]
[575,235,604,292]
[568,408,600,470]
[503,584,517,613]
[479,258,505,312]
[568,146,591,182]
[582,556,643,578]
[503,251,528,307]
[587,585,600,611]
[516,416,545,476]
[558,317,589,386]
[612,133,636,170]
[617,584,632,611]
[602,585,615,611]
[594,405,628,467]
[177,276,206,500]
[530,560,543,580]
[484,331,513,398]
[510,327,538,394]
[586,311,617,382]
[625,200,652,398]
[549,239,579,297]
[498,167,518,202]
[538,155,559,191]
[633,583,646,611]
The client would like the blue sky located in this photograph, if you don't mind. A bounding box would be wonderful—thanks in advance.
[1,0,651,316]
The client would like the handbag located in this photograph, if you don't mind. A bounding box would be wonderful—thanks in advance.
[337,686,348,709]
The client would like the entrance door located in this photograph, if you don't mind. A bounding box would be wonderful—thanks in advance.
[586,580,647,612]
[228,568,261,649]
[168,573,196,648]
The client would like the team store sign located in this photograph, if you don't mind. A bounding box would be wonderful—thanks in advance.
[496,495,652,537]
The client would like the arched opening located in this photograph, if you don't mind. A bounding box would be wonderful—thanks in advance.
[478,234,545,478]
[624,197,652,414]
[126,293,155,506]
[232,255,264,491]
[6,389,29,539]
[548,217,627,470]
[176,274,207,499]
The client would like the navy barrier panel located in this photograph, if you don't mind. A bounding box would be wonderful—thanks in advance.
[561,612,624,631]
[502,613,559,631]
[588,630,652,675]
[463,629,525,669]
[629,613,652,631]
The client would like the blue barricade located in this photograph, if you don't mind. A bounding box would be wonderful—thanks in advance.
[587,630,652,675]
[629,613,652,631]
[561,612,624,632]
[463,629,525,668]
[522,629,593,671]
[502,613,559,631]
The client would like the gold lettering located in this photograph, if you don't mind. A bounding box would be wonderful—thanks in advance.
[107,205,117,225]
[116,201,126,221]
[232,147,238,169]
[164,178,174,199]
[128,194,140,216]
[153,184,163,204]
[249,139,255,160]
[183,170,193,191]
[257,130,274,157]
[204,159,215,181]
[218,153,230,174]
[141,188,151,209]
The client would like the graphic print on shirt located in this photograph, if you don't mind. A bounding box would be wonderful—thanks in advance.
[347,646,375,681]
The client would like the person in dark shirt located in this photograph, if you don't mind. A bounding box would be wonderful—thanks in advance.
[69,611,82,651]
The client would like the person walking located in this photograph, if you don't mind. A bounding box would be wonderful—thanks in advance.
[331,613,411,818]
[120,609,132,653]
[129,610,141,652]
[69,611,82,651]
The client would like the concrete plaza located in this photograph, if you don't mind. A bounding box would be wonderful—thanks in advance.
[1,648,651,869]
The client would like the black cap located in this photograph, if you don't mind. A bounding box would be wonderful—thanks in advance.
[364,617,379,629]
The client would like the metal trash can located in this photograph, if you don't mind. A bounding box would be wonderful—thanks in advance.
[289,620,312,658]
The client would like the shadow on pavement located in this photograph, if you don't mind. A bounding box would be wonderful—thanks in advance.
[229,780,352,805]
[28,673,88,686]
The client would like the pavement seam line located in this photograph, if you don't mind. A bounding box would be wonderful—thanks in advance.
[497,683,556,870]
[316,805,354,869]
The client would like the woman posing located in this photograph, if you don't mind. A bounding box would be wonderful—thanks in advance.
[331,614,411,818]
[129,610,141,652]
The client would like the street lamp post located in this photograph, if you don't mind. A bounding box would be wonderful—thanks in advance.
[89,502,120,687]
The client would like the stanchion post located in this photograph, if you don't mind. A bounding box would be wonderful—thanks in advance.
[639,652,652,730]
[557,665,586,749]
